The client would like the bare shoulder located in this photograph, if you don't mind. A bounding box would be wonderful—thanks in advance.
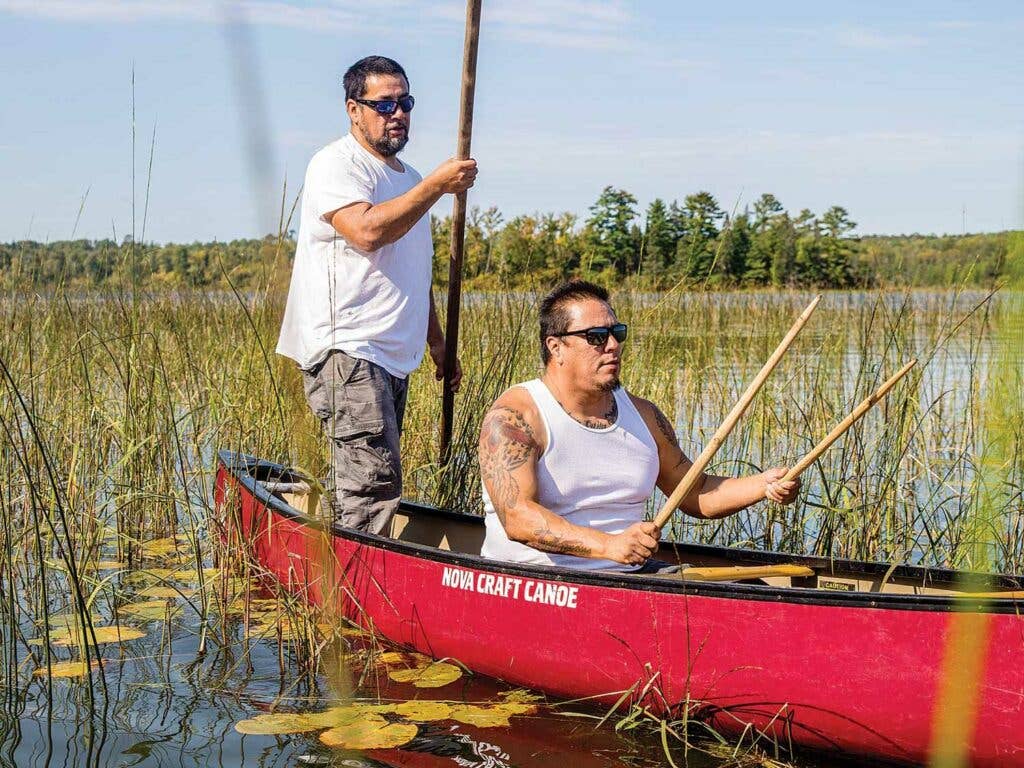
[627,392,680,449]
[480,385,545,452]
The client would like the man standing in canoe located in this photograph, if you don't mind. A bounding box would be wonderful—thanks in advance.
[478,280,800,571]
[277,56,474,534]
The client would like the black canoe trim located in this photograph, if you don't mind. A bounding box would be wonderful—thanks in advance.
[218,450,1024,614]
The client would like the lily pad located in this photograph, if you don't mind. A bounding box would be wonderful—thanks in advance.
[388,661,463,688]
[448,701,537,727]
[131,567,176,582]
[215,597,279,618]
[392,700,453,721]
[52,625,145,646]
[93,560,128,571]
[319,715,417,750]
[204,576,253,594]
[498,689,543,704]
[171,567,220,582]
[140,537,182,557]
[377,650,425,665]
[32,660,101,678]
[250,617,333,642]
[39,613,92,630]
[235,705,364,735]
[337,623,368,638]
[136,586,191,599]
[120,600,178,620]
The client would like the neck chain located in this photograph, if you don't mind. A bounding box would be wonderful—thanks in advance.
[543,375,618,429]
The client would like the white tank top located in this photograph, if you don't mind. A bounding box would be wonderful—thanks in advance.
[481,378,660,571]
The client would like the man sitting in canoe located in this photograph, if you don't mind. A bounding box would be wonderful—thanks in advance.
[478,280,800,572]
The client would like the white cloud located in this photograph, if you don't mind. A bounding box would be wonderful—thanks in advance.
[498,25,634,52]
[0,0,427,32]
[835,25,926,50]
[1,0,641,50]
[482,0,638,51]
[930,20,981,31]
[428,0,631,29]
[0,0,214,23]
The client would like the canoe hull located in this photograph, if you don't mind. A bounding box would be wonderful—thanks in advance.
[216,453,1024,766]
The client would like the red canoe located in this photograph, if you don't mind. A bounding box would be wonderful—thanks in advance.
[216,451,1024,766]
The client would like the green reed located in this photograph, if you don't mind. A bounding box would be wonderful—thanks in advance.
[0,260,1019,761]
[403,284,1020,570]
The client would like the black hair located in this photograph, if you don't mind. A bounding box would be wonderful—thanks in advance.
[343,56,408,101]
[538,280,612,365]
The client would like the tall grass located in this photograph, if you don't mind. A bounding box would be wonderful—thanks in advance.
[0,256,1019,767]
[406,285,1021,571]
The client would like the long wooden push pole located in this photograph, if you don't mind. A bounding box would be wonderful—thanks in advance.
[781,359,917,482]
[652,296,822,529]
[440,0,483,464]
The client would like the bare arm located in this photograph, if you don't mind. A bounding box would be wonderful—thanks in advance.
[427,292,461,391]
[329,158,477,251]
[479,393,658,565]
[427,291,444,354]
[634,397,800,520]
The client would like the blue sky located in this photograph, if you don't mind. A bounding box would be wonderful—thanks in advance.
[1,0,1022,243]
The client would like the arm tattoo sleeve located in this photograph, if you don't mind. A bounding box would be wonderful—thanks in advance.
[479,406,539,524]
[531,522,593,557]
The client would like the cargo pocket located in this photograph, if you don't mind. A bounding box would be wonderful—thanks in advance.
[317,353,386,440]
[347,434,401,495]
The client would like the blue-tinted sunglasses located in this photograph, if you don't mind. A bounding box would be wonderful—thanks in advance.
[354,95,415,115]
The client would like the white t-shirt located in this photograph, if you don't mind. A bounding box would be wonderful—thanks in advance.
[276,133,433,378]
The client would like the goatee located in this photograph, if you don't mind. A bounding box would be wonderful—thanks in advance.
[598,378,621,393]
[370,133,408,156]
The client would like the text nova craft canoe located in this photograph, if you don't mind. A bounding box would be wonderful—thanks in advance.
[216,451,1024,766]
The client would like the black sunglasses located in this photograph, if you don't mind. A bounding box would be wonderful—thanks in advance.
[353,95,415,115]
[551,323,628,347]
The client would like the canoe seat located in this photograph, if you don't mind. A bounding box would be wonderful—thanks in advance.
[681,564,815,582]
[260,480,320,517]
[261,481,311,495]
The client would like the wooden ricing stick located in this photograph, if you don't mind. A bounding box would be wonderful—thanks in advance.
[440,0,484,465]
[782,359,918,482]
[681,564,815,582]
[652,295,822,529]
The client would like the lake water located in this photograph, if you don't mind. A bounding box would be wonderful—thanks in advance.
[3,287,1019,768]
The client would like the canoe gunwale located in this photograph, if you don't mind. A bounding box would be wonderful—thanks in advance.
[218,450,1024,614]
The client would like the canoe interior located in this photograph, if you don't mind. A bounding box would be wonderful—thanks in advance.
[236,453,1024,599]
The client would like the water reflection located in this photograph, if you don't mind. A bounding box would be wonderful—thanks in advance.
[2,633,676,768]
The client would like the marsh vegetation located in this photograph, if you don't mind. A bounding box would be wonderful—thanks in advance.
[0,270,1020,765]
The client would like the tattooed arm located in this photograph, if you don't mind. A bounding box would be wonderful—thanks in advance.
[630,396,801,520]
[479,389,658,565]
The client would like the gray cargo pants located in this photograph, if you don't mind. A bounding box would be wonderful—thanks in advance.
[302,350,408,535]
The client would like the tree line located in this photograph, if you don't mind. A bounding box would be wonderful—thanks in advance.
[431,187,1017,290]
[1,188,1019,290]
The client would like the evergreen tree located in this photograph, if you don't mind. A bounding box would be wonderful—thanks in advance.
[641,198,678,284]
[745,194,786,286]
[794,208,818,236]
[718,213,752,284]
[769,214,797,287]
[582,186,639,277]
[794,234,824,286]
[753,193,784,232]
[820,206,857,287]
[676,191,724,281]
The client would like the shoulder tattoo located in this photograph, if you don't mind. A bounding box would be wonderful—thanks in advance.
[652,405,681,449]
[479,406,539,522]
